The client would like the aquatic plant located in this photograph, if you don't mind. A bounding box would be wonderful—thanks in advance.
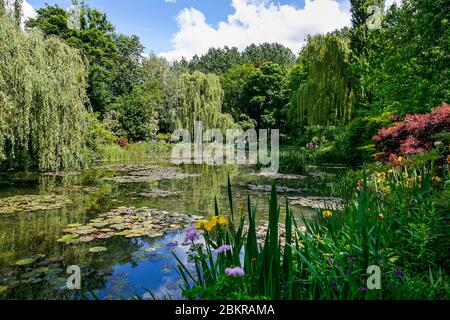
[0,16,89,171]
[373,103,450,163]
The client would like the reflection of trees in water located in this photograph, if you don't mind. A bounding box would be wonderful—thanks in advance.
[38,172,122,213]
[159,164,242,216]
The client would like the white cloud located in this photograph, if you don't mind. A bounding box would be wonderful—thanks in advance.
[165,0,177,3]
[160,0,352,61]
[22,0,37,23]
[4,0,36,25]
[385,0,402,10]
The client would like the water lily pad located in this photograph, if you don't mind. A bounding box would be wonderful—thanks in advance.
[79,236,96,243]
[58,207,200,244]
[57,234,80,244]
[67,224,82,228]
[89,247,108,253]
[21,271,39,279]
[137,189,181,198]
[103,165,200,184]
[288,196,344,210]
[34,267,49,273]
[0,195,73,214]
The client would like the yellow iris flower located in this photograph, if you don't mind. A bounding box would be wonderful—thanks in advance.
[196,216,228,232]
[323,210,333,219]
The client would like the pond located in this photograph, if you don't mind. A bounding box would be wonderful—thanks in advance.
[0,153,343,300]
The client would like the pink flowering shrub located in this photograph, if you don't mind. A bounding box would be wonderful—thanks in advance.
[373,103,450,163]
[117,137,129,148]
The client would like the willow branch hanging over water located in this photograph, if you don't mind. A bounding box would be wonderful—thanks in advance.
[0,16,89,171]
[289,34,355,127]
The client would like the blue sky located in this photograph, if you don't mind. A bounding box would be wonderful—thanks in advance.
[28,0,240,53]
[25,0,398,60]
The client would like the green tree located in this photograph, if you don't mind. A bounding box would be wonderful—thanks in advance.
[241,62,289,129]
[350,0,385,56]
[189,46,243,74]
[109,81,160,142]
[220,63,258,129]
[176,72,235,134]
[26,2,145,115]
[363,0,450,115]
[0,0,22,26]
[288,34,356,127]
[141,54,184,133]
[112,34,145,96]
[242,43,296,67]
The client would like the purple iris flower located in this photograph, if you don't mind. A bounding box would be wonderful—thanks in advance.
[331,279,337,287]
[184,226,199,242]
[361,287,367,295]
[225,267,245,277]
[395,269,403,279]
[328,258,335,265]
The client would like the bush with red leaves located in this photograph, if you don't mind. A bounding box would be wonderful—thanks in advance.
[117,137,129,148]
[373,102,450,163]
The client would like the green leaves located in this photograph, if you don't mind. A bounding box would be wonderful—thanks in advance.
[288,34,355,127]
[0,16,89,172]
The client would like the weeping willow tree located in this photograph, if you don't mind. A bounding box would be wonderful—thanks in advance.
[288,34,355,127]
[176,71,235,134]
[0,16,89,171]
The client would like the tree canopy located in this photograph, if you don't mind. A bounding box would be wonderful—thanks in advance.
[0,15,89,171]
[288,34,356,127]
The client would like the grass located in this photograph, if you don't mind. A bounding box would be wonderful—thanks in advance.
[96,141,172,162]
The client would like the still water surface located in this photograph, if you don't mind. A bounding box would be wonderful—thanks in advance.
[0,154,338,299]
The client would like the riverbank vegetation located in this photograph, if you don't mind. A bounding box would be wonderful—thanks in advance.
[177,152,449,300]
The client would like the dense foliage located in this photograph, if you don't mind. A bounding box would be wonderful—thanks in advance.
[189,43,296,75]
[0,15,89,172]
[176,72,235,134]
[287,33,355,127]
[374,103,450,163]
[178,158,449,300]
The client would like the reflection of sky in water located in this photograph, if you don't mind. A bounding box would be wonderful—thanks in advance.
[96,231,192,300]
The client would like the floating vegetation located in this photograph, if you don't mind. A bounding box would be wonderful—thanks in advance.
[101,164,200,184]
[53,185,98,193]
[58,207,202,244]
[251,172,307,180]
[245,184,307,193]
[43,172,81,177]
[136,189,181,198]
[56,234,80,245]
[1,255,68,290]
[95,163,158,172]
[288,196,344,210]
[0,195,73,214]
[15,258,38,266]
[307,172,336,178]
